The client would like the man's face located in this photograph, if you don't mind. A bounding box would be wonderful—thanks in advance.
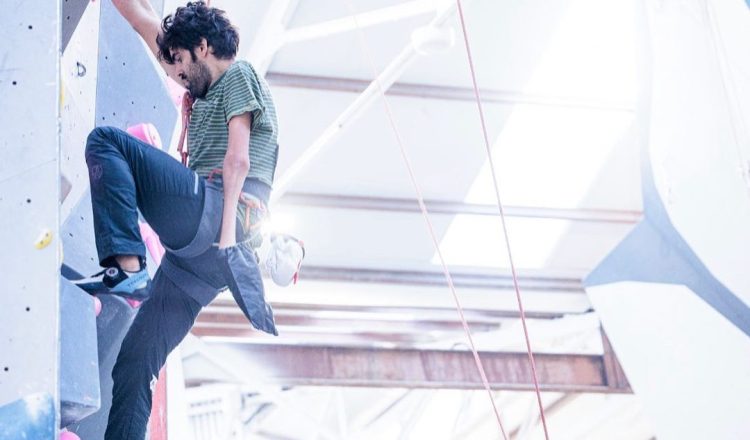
[172,48,211,99]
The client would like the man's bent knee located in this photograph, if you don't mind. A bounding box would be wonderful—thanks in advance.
[85,126,122,157]
[86,126,117,146]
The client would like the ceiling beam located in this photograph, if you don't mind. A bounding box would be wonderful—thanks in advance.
[206,299,567,321]
[192,326,439,345]
[195,343,632,393]
[296,265,584,292]
[266,72,636,112]
[195,300,568,345]
[195,310,501,334]
[270,2,465,202]
[280,192,642,224]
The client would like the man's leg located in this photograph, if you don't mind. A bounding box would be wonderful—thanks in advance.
[82,126,204,295]
[85,125,204,263]
[104,270,202,440]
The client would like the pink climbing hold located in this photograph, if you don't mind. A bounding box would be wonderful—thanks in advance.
[93,296,102,317]
[126,298,142,309]
[126,123,163,149]
[59,430,81,440]
[139,222,165,265]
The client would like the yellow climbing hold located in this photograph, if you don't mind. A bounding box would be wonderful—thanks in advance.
[34,229,53,249]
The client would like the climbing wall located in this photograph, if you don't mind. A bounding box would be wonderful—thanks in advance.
[0,0,61,435]
[95,0,177,144]
[61,0,102,223]
[585,0,750,439]
[0,0,180,437]
[60,1,179,438]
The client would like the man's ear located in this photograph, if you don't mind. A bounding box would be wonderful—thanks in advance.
[198,38,209,57]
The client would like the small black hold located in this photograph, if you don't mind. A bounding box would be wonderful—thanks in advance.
[66,15,70,20]
[12,81,17,86]
[113,112,116,116]
[76,62,87,77]
[68,232,73,237]
[3,367,8,372]
[26,198,31,203]
[25,307,30,312]
[102,116,106,121]
[28,25,33,30]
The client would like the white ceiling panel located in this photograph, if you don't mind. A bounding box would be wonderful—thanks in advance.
[272,0,637,103]
[271,86,640,210]
[271,203,634,273]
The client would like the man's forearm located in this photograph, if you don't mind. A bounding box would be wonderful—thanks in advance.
[221,113,253,248]
[219,156,250,248]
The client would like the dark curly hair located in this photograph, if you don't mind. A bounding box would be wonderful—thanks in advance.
[157,1,239,64]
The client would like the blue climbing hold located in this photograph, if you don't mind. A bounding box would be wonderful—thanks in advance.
[0,392,55,440]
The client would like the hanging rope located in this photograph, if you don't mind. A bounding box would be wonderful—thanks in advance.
[341,1,508,438]
[454,1,550,438]
[177,92,193,166]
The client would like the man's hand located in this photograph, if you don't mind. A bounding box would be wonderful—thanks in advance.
[218,113,252,249]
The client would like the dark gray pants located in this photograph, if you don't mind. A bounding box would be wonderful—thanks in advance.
[85,126,204,267]
[85,126,275,440]
[85,127,206,440]
[105,271,201,439]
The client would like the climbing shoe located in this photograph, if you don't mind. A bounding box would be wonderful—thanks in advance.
[74,264,152,301]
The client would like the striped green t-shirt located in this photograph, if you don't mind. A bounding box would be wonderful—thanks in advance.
[187,60,278,187]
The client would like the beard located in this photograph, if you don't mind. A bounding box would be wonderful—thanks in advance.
[185,60,212,99]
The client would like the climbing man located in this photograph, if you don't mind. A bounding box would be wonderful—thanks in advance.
[76,1,282,438]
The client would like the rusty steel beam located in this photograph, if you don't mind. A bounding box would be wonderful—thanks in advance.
[601,328,630,391]
[200,343,632,393]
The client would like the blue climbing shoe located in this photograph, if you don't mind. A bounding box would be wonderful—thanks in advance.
[74,265,152,301]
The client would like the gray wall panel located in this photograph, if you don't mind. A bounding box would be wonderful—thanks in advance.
[60,278,101,427]
[67,295,138,440]
[61,0,101,222]
[95,1,178,149]
[62,0,91,51]
[0,4,60,431]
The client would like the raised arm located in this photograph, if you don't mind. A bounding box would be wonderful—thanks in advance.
[111,0,177,79]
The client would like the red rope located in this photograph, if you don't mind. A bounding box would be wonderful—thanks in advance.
[177,92,193,166]
[455,1,550,438]
[342,1,508,438]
